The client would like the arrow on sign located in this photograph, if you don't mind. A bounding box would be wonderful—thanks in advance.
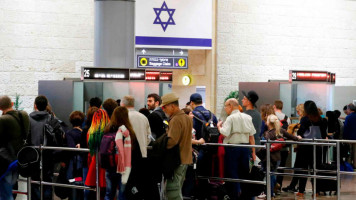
[179,50,183,55]
[142,49,146,54]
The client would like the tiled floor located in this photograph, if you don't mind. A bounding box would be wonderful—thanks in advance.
[275,175,356,199]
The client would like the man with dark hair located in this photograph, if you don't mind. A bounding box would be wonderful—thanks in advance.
[89,97,102,108]
[147,93,167,139]
[28,95,65,200]
[102,98,118,118]
[161,93,192,200]
[242,90,261,147]
[344,103,356,168]
[0,96,30,200]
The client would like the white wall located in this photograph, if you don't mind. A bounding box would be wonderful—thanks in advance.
[0,0,94,113]
[216,0,356,116]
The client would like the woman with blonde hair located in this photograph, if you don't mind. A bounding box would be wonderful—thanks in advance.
[258,114,301,199]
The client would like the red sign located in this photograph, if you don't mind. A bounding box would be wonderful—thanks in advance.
[145,71,160,81]
[290,71,335,83]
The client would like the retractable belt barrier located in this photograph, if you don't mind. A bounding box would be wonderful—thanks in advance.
[15,139,356,200]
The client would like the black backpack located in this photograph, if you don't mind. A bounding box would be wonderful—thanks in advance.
[44,114,65,146]
[193,110,219,143]
[280,115,289,130]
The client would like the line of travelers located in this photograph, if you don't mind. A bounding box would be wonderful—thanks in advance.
[1,92,355,200]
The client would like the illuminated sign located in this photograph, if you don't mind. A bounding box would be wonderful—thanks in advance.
[290,71,335,83]
[160,71,173,81]
[129,69,146,80]
[145,71,160,81]
[82,68,172,82]
[137,56,188,69]
[83,68,129,80]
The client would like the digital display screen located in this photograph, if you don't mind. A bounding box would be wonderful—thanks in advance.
[159,71,173,81]
[291,71,330,82]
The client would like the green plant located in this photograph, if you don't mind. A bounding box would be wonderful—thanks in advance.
[14,93,23,110]
[224,90,239,102]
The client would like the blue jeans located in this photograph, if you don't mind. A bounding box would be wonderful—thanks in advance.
[262,160,281,197]
[104,169,124,200]
[225,146,250,200]
[0,169,18,200]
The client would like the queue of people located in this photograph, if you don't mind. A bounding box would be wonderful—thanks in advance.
[1,91,356,200]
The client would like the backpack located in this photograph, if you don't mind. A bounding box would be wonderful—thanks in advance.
[99,132,118,170]
[193,110,219,143]
[44,114,65,146]
[280,115,289,130]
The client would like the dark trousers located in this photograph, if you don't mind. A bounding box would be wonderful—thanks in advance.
[294,145,322,193]
[225,146,250,200]
[276,150,289,187]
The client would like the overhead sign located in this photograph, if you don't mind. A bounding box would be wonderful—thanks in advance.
[83,68,129,80]
[135,0,212,49]
[289,70,336,83]
[137,56,188,69]
[82,67,172,82]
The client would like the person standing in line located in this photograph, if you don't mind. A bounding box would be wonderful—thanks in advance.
[147,93,167,139]
[161,93,193,200]
[102,98,118,118]
[0,96,30,200]
[273,100,291,193]
[242,91,262,145]
[217,98,256,199]
[28,95,65,200]
[65,111,85,200]
[103,106,140,200]
[120,96,151,158]
[343,103,356,168]
[85,109,110,193]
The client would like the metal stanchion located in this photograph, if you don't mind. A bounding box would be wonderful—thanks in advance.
[336,141,341,200]
[96,151,100,200]
[313,139,316,200]
[40,145,43,200]
[266,142,271,200]
[27,177,31,200]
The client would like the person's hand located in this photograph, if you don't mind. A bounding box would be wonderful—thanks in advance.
[297,135,302,140]
[252,152,256,161]
[198,138,205,145]
[217,120,223,128]
[76,144,80,148]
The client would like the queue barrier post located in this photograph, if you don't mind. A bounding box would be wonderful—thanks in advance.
[313,139,316,200]
[266,141,271,200]
[25,146,100,200]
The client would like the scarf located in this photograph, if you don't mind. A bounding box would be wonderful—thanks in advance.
[115,125,132,184]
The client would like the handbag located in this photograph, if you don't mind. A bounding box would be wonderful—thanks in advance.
[303,125,322,139]
[270,138,285,152]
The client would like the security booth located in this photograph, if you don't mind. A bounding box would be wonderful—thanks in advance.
[38,67,172,126]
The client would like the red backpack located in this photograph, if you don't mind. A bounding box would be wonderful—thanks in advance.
[99,132,118,170]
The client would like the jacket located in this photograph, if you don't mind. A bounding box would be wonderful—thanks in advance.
[192,106,218,140]
[148,107,167,139]
[28,111,64,146]
[150,134,181,179]
[344,112,356,140]
[0,110,30,154]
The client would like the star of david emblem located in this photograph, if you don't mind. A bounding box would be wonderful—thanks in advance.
[153,1,176,32]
